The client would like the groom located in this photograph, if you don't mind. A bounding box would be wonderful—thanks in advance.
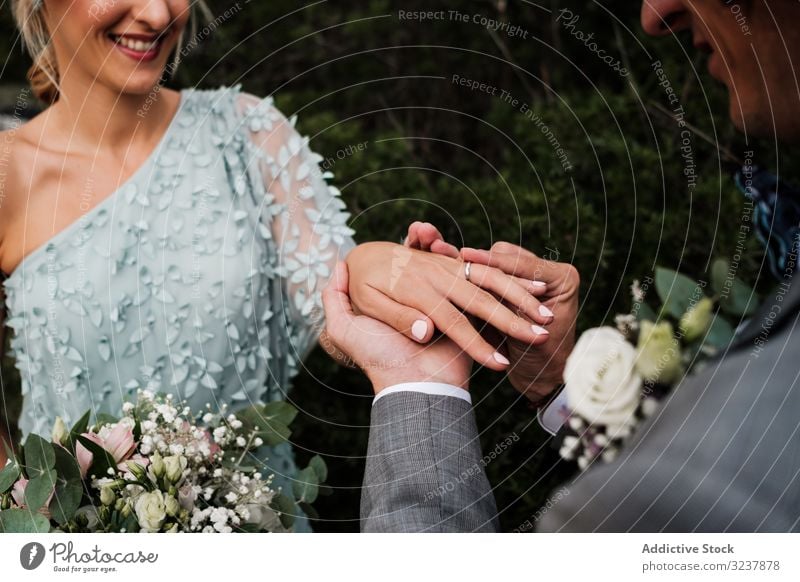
[324,0,800,532]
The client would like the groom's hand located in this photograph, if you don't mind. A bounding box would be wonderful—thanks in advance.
[321,261,472,394]
[460,242,579,404]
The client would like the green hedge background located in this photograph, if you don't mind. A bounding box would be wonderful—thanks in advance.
[1,0,796,531]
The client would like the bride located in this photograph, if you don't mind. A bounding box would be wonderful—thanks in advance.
[0,0,554,530]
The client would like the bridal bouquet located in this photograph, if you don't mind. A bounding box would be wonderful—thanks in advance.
[557,259,758,470]
[0,390,326,533]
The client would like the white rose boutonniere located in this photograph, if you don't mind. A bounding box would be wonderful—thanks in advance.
[557,261,758,472]
[564,327,642,435]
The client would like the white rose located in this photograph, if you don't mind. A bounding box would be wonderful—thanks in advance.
[51,416,68,446]
[564,327,642,433]
[134,490,167,532]
[163,455,187,484]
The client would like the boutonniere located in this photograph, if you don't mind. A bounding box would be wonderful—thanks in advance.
[558,259,758,470]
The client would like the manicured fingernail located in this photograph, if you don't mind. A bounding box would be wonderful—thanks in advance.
[493,352,510,366]
[538,305,554,318]
[411,320,428,340]
[531,325,550,335]
[530,280,547,289]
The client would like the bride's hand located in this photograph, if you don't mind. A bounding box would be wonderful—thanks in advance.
[345,241,553,371]
[460,243,579,404]
[402,223,579,403]
[321,262,471,392]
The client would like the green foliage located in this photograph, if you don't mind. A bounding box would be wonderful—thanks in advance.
[0,508,50,533]
[0,457,20,493]
[51,445,84,526]
[23,434,55,481]
[24,468,55,513]
[655,267,704,319]
[235,401,296,447]
[271,492,296,530]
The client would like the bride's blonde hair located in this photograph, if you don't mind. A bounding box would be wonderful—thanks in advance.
[11,0,213,105]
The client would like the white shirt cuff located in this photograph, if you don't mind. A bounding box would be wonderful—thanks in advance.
[372,382,471,406]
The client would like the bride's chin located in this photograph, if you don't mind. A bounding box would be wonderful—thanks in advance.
[110,77,166,97]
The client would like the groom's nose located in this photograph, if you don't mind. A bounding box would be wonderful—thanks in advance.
[641,0,692,36]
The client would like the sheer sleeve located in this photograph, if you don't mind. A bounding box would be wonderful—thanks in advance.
[235,91,356,359]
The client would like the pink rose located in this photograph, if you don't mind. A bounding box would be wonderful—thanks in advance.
[75,441,93,480]
[76,422,137,478]
[11,478,54,519]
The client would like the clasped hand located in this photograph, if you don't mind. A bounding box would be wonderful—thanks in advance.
[322,223,579,402]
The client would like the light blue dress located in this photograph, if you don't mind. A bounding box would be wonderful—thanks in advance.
[1,84,356,531]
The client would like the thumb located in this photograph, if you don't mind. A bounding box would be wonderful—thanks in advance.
[321,261,355,346]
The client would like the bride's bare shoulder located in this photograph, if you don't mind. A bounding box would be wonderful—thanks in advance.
[0,116,41,192]
[0,112,51,234]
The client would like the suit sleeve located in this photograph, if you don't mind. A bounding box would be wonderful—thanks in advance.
[360,391,499,532]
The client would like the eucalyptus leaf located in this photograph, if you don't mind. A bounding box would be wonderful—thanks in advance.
[0,461,21,493]
[704,315,736,349]
[308,455,328,483]
[255,422,291,446]
[25,468,56,513]
[259,401,298,427]
[298,501,319,521]
[719,278,758,317]
[51,445,84,526]
[23,434,55,479]
[655,267,704,319]
[710,258,730,296]
[271,493,295,529]
[236,407,292,446]
[293,467,319,504]
[236,402,296,446]
[0,509,51,533]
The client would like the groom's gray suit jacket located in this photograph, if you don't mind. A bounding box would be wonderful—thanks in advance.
[360,278,800,532]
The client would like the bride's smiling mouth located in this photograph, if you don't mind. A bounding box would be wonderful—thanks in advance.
[107,30,171,62]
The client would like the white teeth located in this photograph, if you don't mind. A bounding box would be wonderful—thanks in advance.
[113,35,158,53]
